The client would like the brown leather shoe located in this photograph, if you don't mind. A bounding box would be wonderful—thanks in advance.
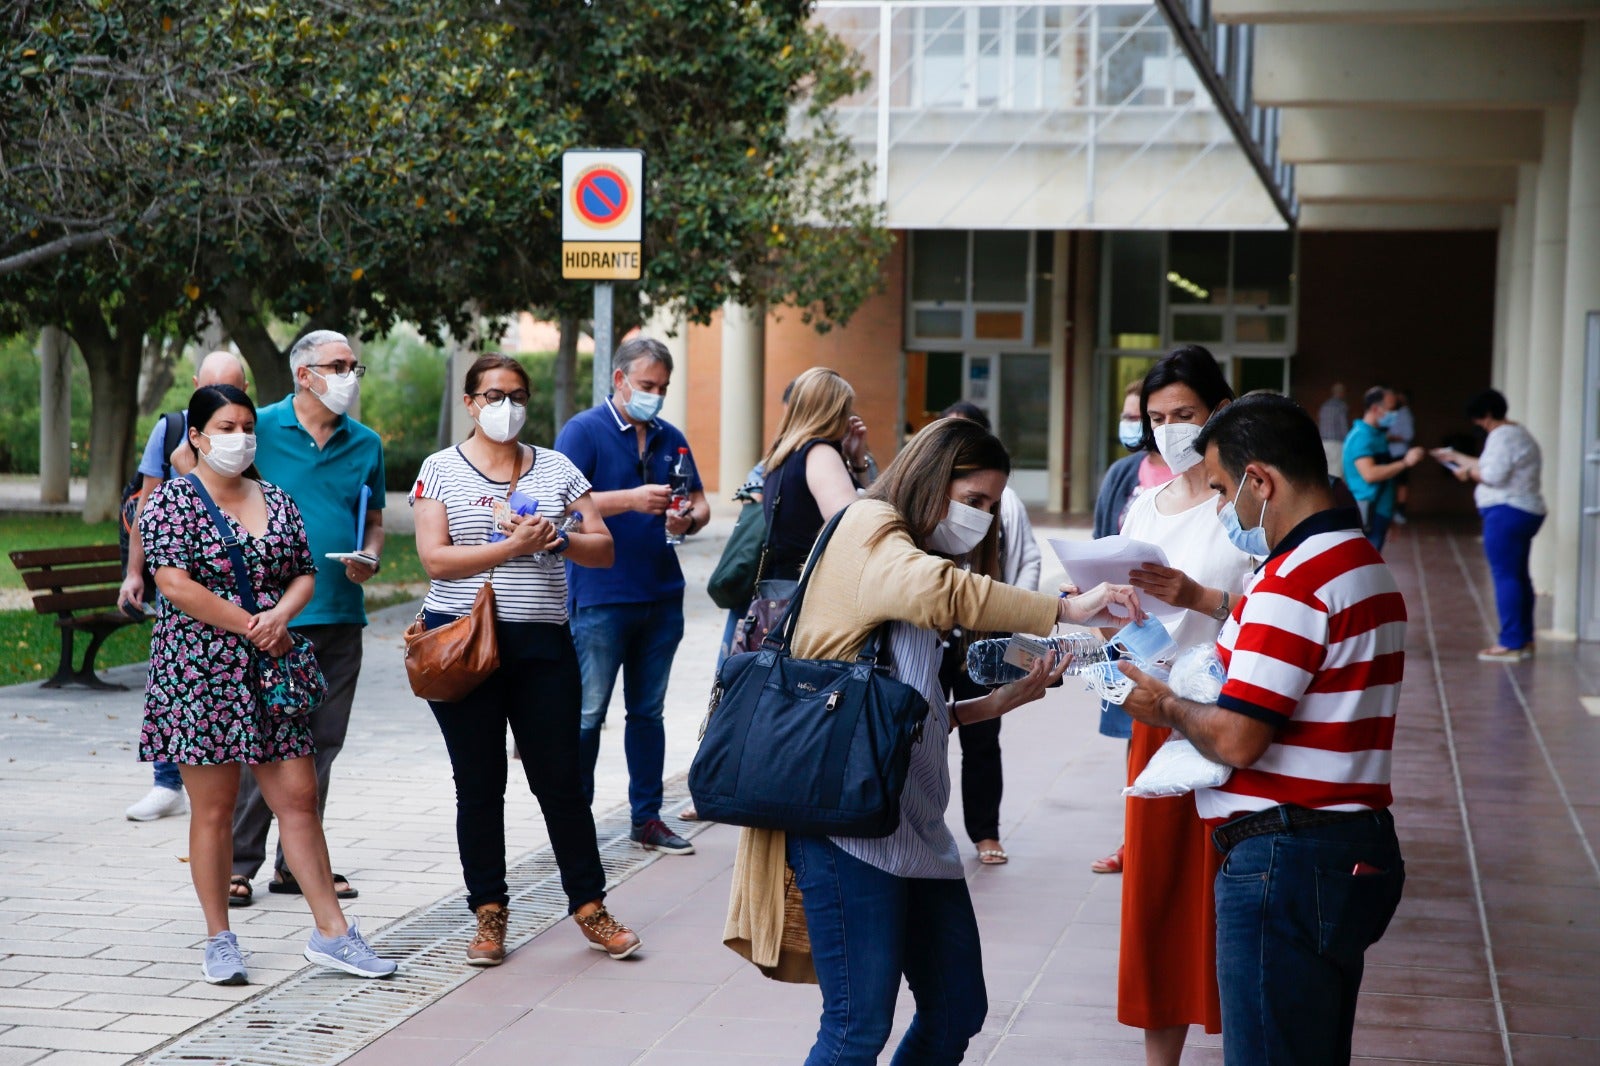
[466,902,508,966]
[573,903,640,960]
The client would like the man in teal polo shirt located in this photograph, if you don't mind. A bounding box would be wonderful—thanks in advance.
[229,330,386,907]
[1342,386,1423,553]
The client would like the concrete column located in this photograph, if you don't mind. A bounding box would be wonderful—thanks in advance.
[448,339,477,444]
[1491,206,1514,393]
[1553,24,1600,637]
[1524,107,1572,597]
[1047,231,1071,513]
[346,333,364,424]
[1068,233,1099,514]
[647,304,690,430]
[37,326,72,505]
[719,300,766,499]
[1502,164,1540,421]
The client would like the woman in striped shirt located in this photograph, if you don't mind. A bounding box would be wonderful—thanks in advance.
[737,417,1141,1065]
[410,353,638,966]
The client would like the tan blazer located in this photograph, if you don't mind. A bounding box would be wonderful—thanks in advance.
[722,501,1058,980]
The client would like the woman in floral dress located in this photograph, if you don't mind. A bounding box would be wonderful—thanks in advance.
[139,384,395,985]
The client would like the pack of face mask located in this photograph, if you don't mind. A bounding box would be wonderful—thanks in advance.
[1123,643,1232,798]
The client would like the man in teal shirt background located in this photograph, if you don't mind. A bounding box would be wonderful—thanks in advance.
[1342,386,1423,552]
[229,330,386,907]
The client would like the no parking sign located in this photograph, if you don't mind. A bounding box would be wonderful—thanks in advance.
[562,149,644,280]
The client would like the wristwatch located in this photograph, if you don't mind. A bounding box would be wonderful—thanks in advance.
[550,529,571,555]
[1210,590,1231,622]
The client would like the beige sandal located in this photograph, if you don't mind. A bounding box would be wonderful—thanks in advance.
[978,847,1009,865]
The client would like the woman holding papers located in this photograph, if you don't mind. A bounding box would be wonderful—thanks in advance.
[1116,347,1256,1066]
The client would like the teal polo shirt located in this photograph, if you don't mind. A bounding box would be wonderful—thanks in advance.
[1342,419,1395,516]
[253,397,386,626]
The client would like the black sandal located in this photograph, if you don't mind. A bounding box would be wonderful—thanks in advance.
[228,875,254,908]
[268,869,359,900]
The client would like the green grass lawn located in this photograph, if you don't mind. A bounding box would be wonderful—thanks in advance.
[0,514,125,589]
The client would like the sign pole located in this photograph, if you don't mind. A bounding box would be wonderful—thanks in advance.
[592,281,614,408]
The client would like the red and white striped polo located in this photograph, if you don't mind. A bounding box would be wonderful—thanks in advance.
[1197,507,1405,821]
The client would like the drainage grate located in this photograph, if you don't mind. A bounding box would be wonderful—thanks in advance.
[139,780,708,1066]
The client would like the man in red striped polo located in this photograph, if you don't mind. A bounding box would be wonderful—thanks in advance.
[1120,393,1405,1066]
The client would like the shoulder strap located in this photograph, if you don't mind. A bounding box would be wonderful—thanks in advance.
[183,473,258,614]
[159,411,186,481]
[761,503,866,653]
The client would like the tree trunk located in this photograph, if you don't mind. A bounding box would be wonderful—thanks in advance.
[213,284,292,402]
[66,319,144,523]
[137,334,184,416]
[554,314,579,435]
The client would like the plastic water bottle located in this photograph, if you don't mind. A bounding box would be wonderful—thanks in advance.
[532,511,583,568]
[665,447,693,546]
[965,632,1110,687]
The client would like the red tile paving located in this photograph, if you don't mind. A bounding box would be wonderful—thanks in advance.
[345,524,1600,1064]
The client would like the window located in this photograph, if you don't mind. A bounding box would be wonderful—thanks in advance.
[913,5,1071,110]
[908,230,1044,349]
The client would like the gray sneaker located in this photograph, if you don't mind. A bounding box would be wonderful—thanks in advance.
[201,930,248,985]
[304,919,397,978]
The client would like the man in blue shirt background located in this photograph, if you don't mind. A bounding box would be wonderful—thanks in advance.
[1342,386,1423,552]
[555,336,709,856]
[229,330,386,907]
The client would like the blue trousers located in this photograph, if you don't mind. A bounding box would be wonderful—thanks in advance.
[787,834,988,1066]
[571,598,685,826]
[1214,809,1404,1066]
[1480,504,1544,649]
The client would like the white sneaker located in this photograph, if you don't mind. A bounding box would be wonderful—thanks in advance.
[126,786,188,821]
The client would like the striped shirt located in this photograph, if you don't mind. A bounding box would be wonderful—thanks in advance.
[409,445,591,624]
[1197,506,1404,821]
[831,621,962,879]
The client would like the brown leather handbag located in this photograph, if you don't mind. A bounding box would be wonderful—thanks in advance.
[402,582,499,702]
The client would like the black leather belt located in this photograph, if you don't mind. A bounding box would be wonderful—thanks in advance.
[1211,805,1376,854]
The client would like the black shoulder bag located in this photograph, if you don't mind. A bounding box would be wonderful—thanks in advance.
[688,506,928,838]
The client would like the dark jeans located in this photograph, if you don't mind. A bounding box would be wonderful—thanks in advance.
[425,612,605,914]
[571,598,685,826]
[957,719,1002,843]
[233,624,362,880]
[1356,498,1393,552]
[1214,808,1404,1066]
[787,834,988,1066]
[1481,504,1544,649]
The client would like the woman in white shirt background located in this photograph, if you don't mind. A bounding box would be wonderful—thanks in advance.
[1434,388,1546,662]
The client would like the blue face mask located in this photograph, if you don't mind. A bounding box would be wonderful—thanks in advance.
[622,380,664,423]
[1377,410,1397,429]
[1117,419,1145,450]
[1218,479,1269,557]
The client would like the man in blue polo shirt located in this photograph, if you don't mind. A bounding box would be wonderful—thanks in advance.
[1342,386,1423,552]
[229,330,386,907]
[555,335,709,856]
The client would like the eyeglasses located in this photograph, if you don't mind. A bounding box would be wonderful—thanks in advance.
[313,362,366,378]
[471,389,530,406]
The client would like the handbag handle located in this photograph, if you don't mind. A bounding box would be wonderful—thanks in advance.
[759,504,889,667]
[183,473,260,615]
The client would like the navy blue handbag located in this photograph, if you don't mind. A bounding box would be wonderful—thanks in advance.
[688,507,929,838]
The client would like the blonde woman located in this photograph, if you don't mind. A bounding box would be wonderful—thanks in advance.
[759,367,872,582]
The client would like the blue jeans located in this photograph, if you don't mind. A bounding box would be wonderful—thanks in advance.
[152,761,182,790]
[1481,504,1544,649]
[1356,497,1393,552]
[1214,809,1404,1066]
[787,834,987,1066]
[571,598,685,826]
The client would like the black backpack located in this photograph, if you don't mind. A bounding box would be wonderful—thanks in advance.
[118,411,186,594]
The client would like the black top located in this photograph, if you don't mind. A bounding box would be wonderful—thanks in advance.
[763,438,846,582]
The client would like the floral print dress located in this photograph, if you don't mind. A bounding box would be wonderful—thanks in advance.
[138,476,318,765]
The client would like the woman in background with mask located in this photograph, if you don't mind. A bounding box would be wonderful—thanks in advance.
[724,417,1142,1065]
[1115,346,1256,1066]
[138,385,396,985]
[410,354,638,966]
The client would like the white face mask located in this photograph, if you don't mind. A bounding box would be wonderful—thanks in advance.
[475,397,528,443]
[1152,422,1203,474]
[310,368,360,415]
[927,499,994,556]
[199,431,256,477]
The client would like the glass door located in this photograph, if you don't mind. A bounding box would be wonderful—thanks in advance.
[997,352,1051,503]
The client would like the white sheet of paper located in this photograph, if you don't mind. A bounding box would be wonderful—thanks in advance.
[1049,536,1173,627]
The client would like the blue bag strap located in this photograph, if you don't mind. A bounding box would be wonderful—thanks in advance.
[183,473,259,615]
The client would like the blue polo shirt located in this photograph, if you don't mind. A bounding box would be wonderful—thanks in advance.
[555,398,703,609]
[1342,419,1395,516]
[252,397,386,627]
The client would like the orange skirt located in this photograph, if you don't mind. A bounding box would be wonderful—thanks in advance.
[1116,721,1222,1033]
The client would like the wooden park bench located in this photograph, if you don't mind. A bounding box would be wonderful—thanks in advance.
[8,544,150,690]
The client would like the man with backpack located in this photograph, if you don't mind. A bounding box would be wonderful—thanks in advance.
[120,351,249,821]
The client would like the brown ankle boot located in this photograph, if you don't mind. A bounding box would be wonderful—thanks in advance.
[466,902,508,966]
[573,903,640,960]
